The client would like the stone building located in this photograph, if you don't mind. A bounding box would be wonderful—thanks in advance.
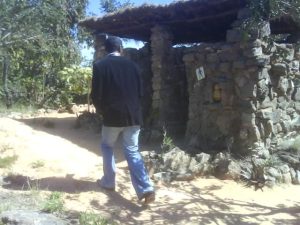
[80,0,300,156]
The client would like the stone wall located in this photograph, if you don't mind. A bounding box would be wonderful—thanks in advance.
[150,26,188,137]
[123,45,153,125]
[183,26,300,155]
[183,43,240,152]
[92,13,300,157]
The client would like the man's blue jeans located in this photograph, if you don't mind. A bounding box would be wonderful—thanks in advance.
[99,125,154,199]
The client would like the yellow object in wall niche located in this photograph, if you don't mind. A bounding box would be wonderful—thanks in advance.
[212,83,222,103]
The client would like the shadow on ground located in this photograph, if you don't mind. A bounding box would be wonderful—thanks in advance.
[16,116,159,161]
[2,174,300,225]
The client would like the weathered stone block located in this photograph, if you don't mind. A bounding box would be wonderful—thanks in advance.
[294,102,300,112]
[282,173,292,184]
[239,82,257,99]
[183,53,195,63]
[244,47,263,58]
[265,120,274,137]
[278,96,288,109]
[257,108,273,120]
[272,109,282,124]
[206,53,219,63]
[257,79,269,100]
[294,170,300,184]
[238,99,257,112]
[241,113,256,125]
[219,62,231,72]
[237,8,251,20]
[258,97,273,109]
[271,63,288,76]
[293,88,300,101]
[226,29,243,43]
[280,119,292,133]
[163,147,191,173]
[277,44,295,62]
[195,152,211,164]
[278,77,289,95]
[257,68,270,80]
[279,164,290,174]
[245,22,271,41]
[0,210,66,225]
[234,75,247,88]
[214,158,241,180]
[291,60,300,72]
[264,167,281,181]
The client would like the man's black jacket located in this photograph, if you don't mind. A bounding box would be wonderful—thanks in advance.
[91,55,143,127]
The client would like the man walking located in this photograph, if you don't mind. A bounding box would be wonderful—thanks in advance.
[91,36,155,205]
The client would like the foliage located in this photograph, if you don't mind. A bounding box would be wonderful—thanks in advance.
[0,0,89,108]
[263,155,283,167]
[0,155,18,168]
[79,211,115,225]
[100,0,133,13]
[245,0,300,26]
[31,160,45,169]
[42,191,64,213]
[278,135,300,153]
[161,128,175,153]
[58,65,92,106]
[290,136,300,153]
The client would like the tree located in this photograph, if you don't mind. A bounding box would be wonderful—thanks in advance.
[245,0,300,27]
[0,0,89,108]
[100,0,133,13]
[58,65,92,108]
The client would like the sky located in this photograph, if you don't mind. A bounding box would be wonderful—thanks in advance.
[81,0,175,63]
[87,0,175,16]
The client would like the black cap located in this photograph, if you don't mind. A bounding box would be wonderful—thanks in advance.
[105,36,123,53]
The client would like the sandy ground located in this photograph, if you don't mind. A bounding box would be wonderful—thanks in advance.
[0,113,299,225]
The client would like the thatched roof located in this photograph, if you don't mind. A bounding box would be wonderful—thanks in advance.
[79,0,299,44]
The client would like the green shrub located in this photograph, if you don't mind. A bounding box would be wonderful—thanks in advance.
[0,155,18,168]
[31,160,45,169]
[42,192,64,213]
[79,212,114,225]
[161,128,175,153]
[290,136,300,153]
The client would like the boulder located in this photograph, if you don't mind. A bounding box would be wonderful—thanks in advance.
[162,147,192,173]
[294,170,300,184]
[271,63,288,76]
[214,153,241,180]
[0,210,66,225]
[264,167,281,183]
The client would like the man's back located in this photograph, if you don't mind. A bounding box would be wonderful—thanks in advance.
[91,55,143,127]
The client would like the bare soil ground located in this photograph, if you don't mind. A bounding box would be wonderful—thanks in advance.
[0,112,299,225]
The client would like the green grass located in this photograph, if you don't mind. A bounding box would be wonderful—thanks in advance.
[79,212,115,225]
[263,155,283,168]
[31,160,45,169]
[290,136,300,153]
[42,192,64,213]
[0,204,10,213]
[161,129,175,153]
[0,102,37,115]
[0,155,18,168]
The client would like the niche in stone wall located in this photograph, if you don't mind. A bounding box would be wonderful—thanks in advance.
[207,75,234,108]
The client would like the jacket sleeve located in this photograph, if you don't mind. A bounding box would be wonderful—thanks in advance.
[90,63,103,114]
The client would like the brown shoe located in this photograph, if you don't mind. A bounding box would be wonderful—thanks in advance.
[96,179,115,191]
[141,191,155,205]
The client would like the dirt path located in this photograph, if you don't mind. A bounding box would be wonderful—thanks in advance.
[0,113,299,225]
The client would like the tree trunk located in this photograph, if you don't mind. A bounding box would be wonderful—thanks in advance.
[2,56,12,109]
